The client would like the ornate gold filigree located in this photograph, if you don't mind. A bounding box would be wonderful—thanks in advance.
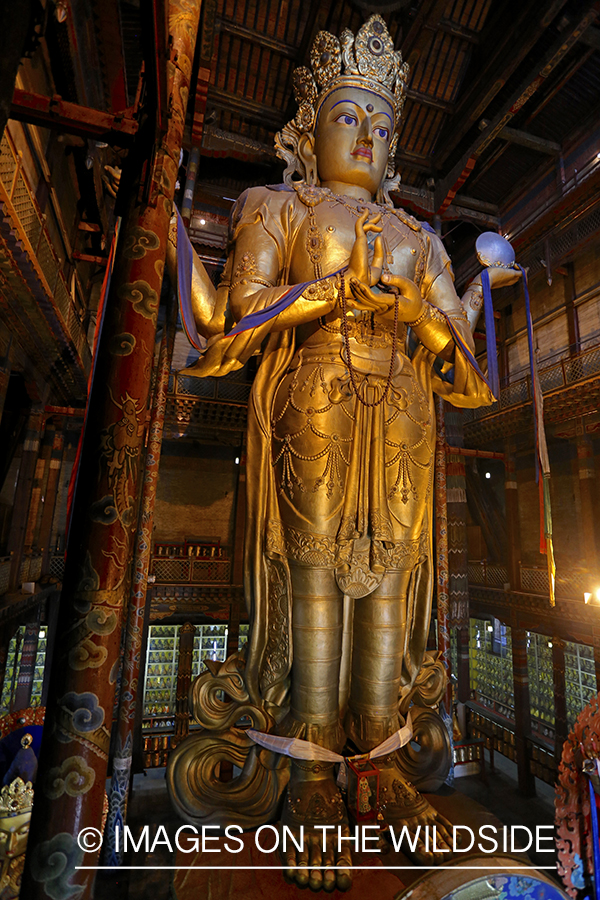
[0,779,33,817]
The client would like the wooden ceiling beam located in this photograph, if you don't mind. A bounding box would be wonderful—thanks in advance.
[580,24,600,50]
[401,0,451,67]
[209,87,284,130]
[498,126,561,155]
[434,3,600,215]
[10,89,138,145]
[216,18,297,59]
[406,89,454,114]
[434,0,570,169]
[430,17,480,45]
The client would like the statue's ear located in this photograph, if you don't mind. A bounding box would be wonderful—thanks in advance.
[297,133,318,186]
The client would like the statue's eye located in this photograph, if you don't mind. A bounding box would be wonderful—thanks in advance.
[335,113,358,126]
[374,126,390,141]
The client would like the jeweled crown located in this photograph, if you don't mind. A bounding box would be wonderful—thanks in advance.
[0,778,34,817]
[275,15,409,196]
[293,16,409,135]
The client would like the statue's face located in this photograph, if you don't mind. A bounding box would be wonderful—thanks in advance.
[0,812,30,859]
[313,85,394,196]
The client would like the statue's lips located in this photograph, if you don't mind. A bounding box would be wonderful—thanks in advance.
[352,147,373,162]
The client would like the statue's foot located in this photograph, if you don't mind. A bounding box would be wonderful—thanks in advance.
[379,763,454,864]
[281,773,352,892]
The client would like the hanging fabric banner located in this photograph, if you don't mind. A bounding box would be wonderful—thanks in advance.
[481,267,500,400]
[518,264,555,605]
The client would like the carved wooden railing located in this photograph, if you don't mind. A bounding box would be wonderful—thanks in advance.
[463,342,600,424]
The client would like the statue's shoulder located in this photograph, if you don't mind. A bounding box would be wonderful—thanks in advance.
[391,206,423,233]
[233,184,295,214]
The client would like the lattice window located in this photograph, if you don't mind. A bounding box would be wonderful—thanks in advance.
[467,561,485,584]
[153,558,191,582]
[520,567,549,594]
[217,381,252,402]
[190,558,231,583]
[565,641,596,729]
[176,374,217,398]
[49,556,65,579]
[526,631,554,731]
[486,564,508,588]
[0,559,11,594]
[469,618,514,720]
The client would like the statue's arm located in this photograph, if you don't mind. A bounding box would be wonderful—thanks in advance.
[228,214,338,331]
[166,214,225,338]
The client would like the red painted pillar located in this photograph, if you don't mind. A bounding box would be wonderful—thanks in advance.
[22,4,202,897]
[435,397,452,713]
[103,307,176,864]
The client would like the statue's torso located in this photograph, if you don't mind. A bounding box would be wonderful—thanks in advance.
[267,188,435,584]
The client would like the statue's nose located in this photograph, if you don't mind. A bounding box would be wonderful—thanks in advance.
[357,116,373,144]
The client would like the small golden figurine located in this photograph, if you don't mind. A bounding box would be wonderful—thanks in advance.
[167,14,520,891]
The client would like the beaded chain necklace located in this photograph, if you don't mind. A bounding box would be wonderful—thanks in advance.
[339,274,399,408]
[295,181,403,408]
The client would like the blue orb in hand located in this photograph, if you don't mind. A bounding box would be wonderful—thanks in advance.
[476,232,515,268]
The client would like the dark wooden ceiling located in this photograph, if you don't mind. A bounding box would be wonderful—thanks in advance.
[82,0,600,281]
[177,0,600,216]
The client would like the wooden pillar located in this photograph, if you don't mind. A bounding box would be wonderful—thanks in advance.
[564,262,580,356]
[25,420,55,554]
[0,624,14,696]
[227,440,246,658]
[505,440,522,591]
[40,592,60,707]
[103,305,175,865]
[511,627,535,796]
[14,612,41,710]
[445,408,469,630]
[0,350,11,427]
[435,397,452,712]
[38,429,64,574]
[457,626,471,705]
[181,145,200,227]
[22,5,202,897]
[552,637,568,766]
[7,408,44,589]
[173,622,195,749]
[575,428,597,569]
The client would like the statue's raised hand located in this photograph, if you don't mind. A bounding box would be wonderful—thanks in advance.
[344,209,389,313]
[350,270,424,322]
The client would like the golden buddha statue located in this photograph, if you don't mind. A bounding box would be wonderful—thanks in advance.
[166,15,519,891]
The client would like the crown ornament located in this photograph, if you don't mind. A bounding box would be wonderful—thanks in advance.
[0,778,34,817]
[276,15,409,198]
